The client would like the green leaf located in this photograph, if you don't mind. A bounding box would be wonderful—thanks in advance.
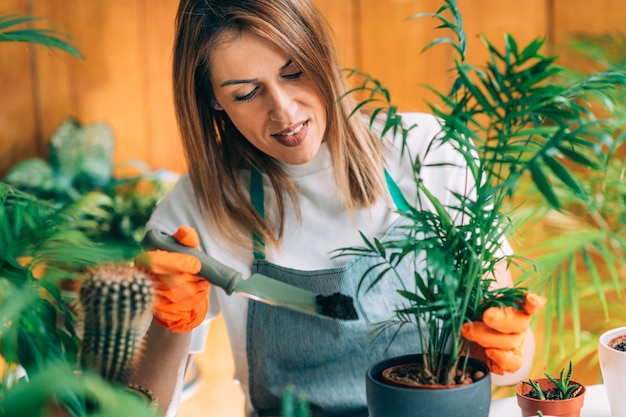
[543,156,587,200]
[581,247,609,320]
[565,257,581,348]
[0,14,83,59]
[529,161,561,208]
[555,144,599,168]
[418,182,453,231]
[594,242,621,299]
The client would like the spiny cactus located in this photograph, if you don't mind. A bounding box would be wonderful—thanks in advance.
[79,263,154,385]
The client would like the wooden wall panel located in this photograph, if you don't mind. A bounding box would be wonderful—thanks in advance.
[356,0,550,112]
[553,0,626,42]
[1,1,626,178]
[457,0,549,64]
[32,1,148,166]
[313,0,358,69]
[1,0,182,177]
[357,0,445,112]
[139,0,184,173]
[0,0,38,175]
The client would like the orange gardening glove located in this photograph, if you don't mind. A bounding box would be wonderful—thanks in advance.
[135,226,210,333]
[461,292,546,375]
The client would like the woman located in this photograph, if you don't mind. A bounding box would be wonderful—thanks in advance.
[131,1,537,416]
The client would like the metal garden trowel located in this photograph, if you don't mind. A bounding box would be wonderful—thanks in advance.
[142,229,358,321]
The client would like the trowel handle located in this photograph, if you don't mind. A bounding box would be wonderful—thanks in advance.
[142,229,241,295]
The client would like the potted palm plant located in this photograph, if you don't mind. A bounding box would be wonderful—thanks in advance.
[336,1,626,416]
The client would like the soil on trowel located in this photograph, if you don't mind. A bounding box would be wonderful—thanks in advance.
[316,292,359,320]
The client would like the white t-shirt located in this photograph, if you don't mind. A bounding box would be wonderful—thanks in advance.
[146,112,482,414]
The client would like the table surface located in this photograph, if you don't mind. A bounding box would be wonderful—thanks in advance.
[489,384,610,417]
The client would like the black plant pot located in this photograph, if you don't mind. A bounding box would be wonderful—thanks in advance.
[366,354,492,417]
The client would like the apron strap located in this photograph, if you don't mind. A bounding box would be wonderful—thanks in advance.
[250,168,266,260]
[249,167,409,260]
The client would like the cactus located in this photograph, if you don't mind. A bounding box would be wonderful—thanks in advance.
[78,263,154,385]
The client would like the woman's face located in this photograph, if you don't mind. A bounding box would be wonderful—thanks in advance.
[209,30,327,165]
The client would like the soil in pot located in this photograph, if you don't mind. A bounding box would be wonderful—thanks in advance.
[609,334,626,352]
[522,384,584,401]
[367,354,492,417]
[381,360,486,387]
[515,379,586,417]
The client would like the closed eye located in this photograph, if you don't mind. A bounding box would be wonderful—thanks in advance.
[235,87,259,102]
[283,71,303,80]
[233,71,302,102]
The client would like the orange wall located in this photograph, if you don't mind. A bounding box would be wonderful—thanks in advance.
[1,1,624,177]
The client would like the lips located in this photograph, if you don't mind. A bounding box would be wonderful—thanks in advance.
[271,121,308,147]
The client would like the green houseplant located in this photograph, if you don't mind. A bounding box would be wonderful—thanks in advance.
[0,12,161,417]
[510,32,626,377]
[3,117,178,250]
[0,12,83,57]
[0,183,160,417]
[515,362,586,417]
[1,18,90,415]
[336,1,626,416]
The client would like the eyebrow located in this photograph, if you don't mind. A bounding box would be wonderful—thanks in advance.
[219,59,294,87]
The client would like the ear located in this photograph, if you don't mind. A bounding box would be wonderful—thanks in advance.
[212,101,224,111]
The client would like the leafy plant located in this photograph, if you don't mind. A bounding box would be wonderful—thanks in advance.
[510,33,626,376]
[0,102,164,417]
[0,13,83,58]
[3,118,177,248]
[0,185,108,371]
[0,11,158,417]
[522,362,582,400]
[338,0,626,386]
[0,183,160,416]
[1,362,159,417]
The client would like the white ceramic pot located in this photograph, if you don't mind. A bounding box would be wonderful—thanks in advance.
[598,326,626,417]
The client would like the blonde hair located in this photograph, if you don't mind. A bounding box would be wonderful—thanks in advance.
[173,0,385,252]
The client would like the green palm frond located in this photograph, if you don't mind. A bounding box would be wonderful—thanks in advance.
[0,13,83,58]
[340,0,626,384]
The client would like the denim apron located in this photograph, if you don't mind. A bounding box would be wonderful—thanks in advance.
[247,170,418,417]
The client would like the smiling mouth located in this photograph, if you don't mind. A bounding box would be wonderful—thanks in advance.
[272,121,308,147]
[274,121,306,137]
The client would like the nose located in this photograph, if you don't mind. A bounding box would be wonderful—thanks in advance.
[267,84,296,123]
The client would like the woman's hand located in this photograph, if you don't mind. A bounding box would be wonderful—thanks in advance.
[462,292,546,375]
[136,226,211,333]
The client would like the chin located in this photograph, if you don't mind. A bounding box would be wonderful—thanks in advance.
[278,145,321,165]
[282,155,314,165]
